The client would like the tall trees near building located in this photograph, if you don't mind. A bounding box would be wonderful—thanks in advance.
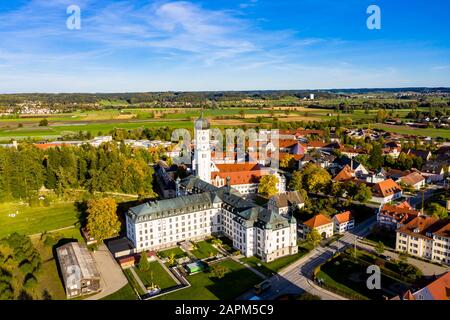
[258,175,279,198]
[86,198,120,242]
[0,143,156,201]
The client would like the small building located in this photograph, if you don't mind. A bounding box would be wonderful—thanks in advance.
[56,242,101,299]
[300,214,334,240]
[267,191,304,216]
[421,161,448,183]
[398,172,426,190]
[371,179,403,204]
[333,211,355,234]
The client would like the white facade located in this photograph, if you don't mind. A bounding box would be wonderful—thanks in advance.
[396,231,450,266]
[194,115,212,184]
[333,218,355,234]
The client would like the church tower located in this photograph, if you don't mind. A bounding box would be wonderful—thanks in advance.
[194,112,211,183]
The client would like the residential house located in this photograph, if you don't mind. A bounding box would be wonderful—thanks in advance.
[421,161,448,183]
[398,171,426,190]
[372,179,403,204]
[299,214,334,240]
[406,149,432,162]
[268,191,305,216]
[396,216,450,265]
[377,201,420,231]
[392,272,450,300]
[332,165,355,183]
[333,211,355,234]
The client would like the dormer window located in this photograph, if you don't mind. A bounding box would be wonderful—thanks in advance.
[413,228,420,233]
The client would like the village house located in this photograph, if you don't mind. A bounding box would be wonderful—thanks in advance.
[267,191,305,216]
[398,171,426,190]
[371,179,403,204]
[392,272,450,300]
[333,211,355,234]
[377,201,420,231]
[421,161,448,183]
[299,214,334,240]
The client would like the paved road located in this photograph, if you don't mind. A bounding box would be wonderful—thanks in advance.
[86,244,128,300]
[357,241,449,277]
[404,185,444,208]
[238,216,377,300]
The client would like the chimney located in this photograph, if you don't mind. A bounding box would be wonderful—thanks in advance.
[226,176,231,193]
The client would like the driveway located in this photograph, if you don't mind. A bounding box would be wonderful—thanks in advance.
[86,243,128,300]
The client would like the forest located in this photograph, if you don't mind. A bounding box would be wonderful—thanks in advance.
[0,143,158,202]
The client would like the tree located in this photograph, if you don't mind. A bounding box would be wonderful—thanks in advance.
[138,251,150,272]
[289,170,303,191]
[306,229,322,247]
[211,264,229,279]
[368,143,383,170]
[353,183,373,203]
[167,252,176,267]
[38,118,48,127]
[300,163,331,193]
[375,241,385,256]
[86,198,120,242]
[280,154,295,169]
[258,175,279,197]
[375,109,387,123]
[428,203,448,219]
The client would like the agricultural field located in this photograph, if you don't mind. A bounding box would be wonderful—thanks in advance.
[0,106,446,141]
[358,123,450,139]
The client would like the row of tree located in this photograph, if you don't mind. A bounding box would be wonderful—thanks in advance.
[0,143,157,202]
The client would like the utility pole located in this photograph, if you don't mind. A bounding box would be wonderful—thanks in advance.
[421,190,425,215]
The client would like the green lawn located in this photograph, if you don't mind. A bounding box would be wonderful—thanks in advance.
[317,252,412,300]
[0,202,79,238]
[155,259,262,300]
[101,284,138,300]
[240,247,309,277]
[134,262,177,290]
[158,247,188,259]
[123,268,146,296]
[191,240,219,260]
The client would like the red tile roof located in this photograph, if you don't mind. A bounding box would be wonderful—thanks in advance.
[373,179,402,198]
[380,202,419,225]
[334,211,354,224]
[303,214,333,229]
[333,165,355,182]
[399,172,425,186]
[212,163,264,185]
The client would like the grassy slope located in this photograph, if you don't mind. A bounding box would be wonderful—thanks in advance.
[0,202,79,238]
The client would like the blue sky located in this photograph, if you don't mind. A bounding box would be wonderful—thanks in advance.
[0,0,449,93]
